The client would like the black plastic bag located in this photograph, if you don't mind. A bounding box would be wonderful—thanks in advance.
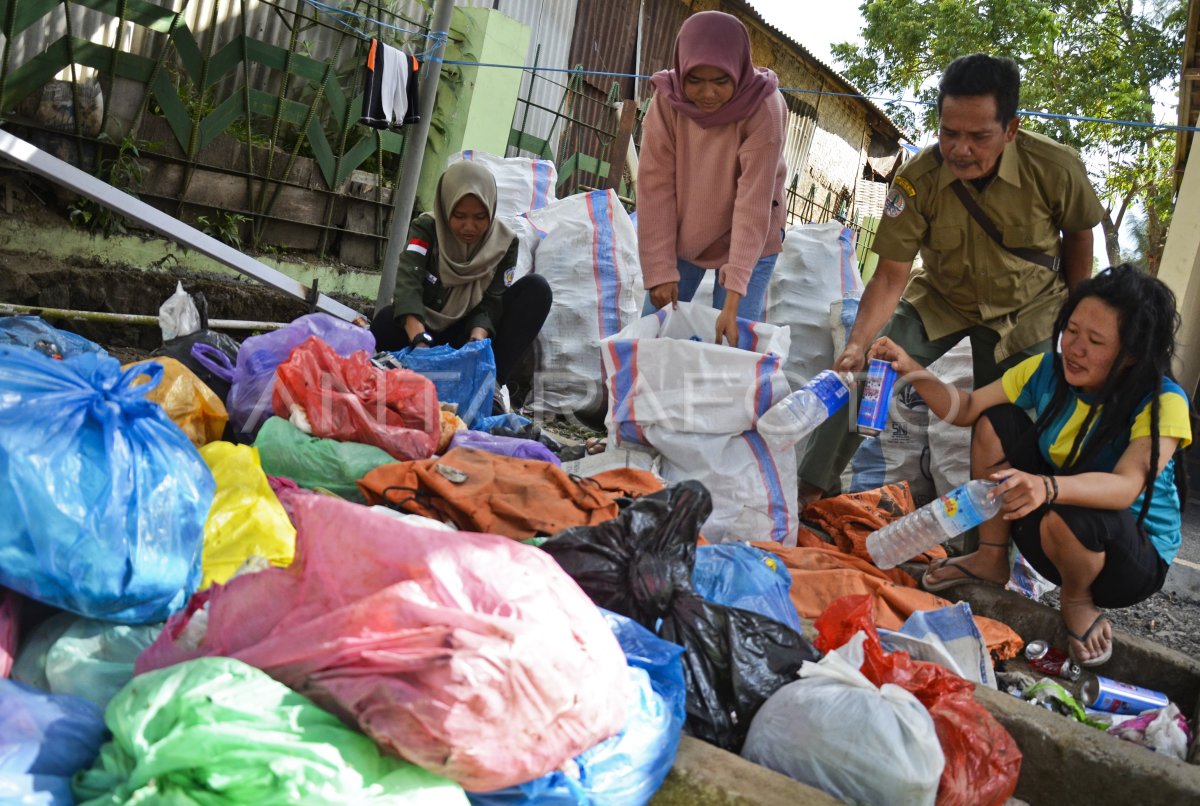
[152,293,241,403]
[541,480,820,752]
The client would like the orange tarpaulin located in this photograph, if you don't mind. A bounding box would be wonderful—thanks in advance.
[358,446,664,539]
[753,542,1022,661]
[800,482,949,566]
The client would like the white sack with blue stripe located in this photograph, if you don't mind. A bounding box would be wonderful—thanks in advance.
[600,302,791,439]
[527,189,644,417]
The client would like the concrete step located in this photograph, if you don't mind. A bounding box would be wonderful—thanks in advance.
[652,736,842,805]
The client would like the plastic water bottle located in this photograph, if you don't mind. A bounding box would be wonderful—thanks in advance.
[866,479,1003,569]
[757,370,851,448]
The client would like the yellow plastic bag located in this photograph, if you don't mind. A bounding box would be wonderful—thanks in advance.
[199,442,296,589]
[124,356,227,446]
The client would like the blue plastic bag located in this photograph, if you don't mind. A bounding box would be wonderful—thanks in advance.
[0,315,105,359]
[392,339,496,429]
[0,347,214,623]
[469,609,686,806]
[693,544,804,633]
[226,313,375,441]
[0,678,108,806]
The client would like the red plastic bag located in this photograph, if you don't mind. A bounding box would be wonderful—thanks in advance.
[0,588,17,677]
[272,336,438,460]
[815,595,1021,806]
[136,492,629,791]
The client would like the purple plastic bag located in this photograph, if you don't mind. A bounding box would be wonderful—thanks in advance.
[449,430,561,466]
[226,314,374,442]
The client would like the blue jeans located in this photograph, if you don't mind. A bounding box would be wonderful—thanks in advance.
[641,253,778,321]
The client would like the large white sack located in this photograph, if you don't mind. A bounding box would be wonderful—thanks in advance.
[601,302,791,443]
[650,426,799,546]
[925,340,973,495]
[765,222,863,389]
[449,149,558,280]
[527,190,644,418]
[742,633,944,806]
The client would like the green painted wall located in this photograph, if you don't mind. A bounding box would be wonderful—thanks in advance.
[416,7,531,212]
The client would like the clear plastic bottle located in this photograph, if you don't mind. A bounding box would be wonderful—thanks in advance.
[866,479,1003,569]
[757,370,851,448]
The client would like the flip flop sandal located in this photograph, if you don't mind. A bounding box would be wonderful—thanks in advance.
[1067,614,1113,668]
[919,541,1009,593]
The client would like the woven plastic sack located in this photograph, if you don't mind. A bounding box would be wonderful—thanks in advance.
[254,416,395,502]
[11,611,161,709]
[136,494,630,792]
[0,678,107,805]
[124,356,229,446]
[73,656,467,805]
[226,313,375,441]
[198,441,296,589]
[0,348,213,623]
[469,609,686,805]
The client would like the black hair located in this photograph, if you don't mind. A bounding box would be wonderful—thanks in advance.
[937,54,1021,124]
[1033,264,1194,527]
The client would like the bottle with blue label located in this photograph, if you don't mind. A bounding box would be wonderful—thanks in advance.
[866,479,1003,569]
[757,370,851,448]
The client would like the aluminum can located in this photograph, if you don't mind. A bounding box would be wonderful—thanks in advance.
[856,358,897,435]
[1081,674,1171,715]
[1023,640,1082,681]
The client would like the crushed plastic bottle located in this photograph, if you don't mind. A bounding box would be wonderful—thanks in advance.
[866,479,1003,569]
[757,370,852,448]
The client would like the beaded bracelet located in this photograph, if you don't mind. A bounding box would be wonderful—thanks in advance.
[1047,474,1060,503]
[1041,475,1053,506]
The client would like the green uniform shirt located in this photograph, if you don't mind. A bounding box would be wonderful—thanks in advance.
[391,213,519,336]
[871,129,1104,362]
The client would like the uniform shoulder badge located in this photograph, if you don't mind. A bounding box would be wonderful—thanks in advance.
[895,176,917,197]
[884,187,907,218]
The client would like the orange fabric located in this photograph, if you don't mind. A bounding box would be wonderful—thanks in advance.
[802,481,949,566]
[366,38,378,71]
[358,446,662,539]
[753,541,1022,661]
[587,468,666,499]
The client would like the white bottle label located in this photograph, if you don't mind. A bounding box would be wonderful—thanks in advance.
[931,486,987,535]
[806,371,850,417]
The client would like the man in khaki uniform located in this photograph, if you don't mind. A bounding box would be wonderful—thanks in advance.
[799,53,1105,500]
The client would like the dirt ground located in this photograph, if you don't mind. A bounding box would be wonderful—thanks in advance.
[2,201,1198,667]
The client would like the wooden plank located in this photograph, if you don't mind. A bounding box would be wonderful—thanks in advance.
[604,99,637,191]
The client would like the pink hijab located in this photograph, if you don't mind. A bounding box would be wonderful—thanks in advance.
[649,10,779,129]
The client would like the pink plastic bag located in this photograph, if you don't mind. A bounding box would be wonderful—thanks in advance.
[272,336,439,460]
[0,588,17,677]
[137,494,629,791]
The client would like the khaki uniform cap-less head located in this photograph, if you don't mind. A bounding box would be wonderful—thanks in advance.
[871,129,1105,362]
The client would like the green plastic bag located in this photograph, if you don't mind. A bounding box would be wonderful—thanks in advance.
[73,656,467,805]
[253,416,395,502]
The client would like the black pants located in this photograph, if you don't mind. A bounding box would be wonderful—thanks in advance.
[371,273,552,385]
[983,404,1169,607]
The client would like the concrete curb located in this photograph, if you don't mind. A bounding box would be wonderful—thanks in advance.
[652,736,842,805]
[1163,558,1200,602]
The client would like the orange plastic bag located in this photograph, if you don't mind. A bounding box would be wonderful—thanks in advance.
[125,356,228,446]
[815,594,1021,806]
[272,336,438,460]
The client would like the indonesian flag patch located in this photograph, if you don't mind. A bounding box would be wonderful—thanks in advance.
[406,238,430,256]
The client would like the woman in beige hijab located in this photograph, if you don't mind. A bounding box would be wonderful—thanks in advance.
[371,160,552,395]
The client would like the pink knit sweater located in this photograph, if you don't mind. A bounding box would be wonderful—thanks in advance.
[636,91,787,296]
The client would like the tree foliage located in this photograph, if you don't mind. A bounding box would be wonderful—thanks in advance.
[832,0,1186,269]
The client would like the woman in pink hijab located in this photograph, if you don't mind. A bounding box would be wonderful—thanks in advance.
[637,10,788,347]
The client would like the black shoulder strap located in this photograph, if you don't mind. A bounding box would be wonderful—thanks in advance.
[932,147,1060,273]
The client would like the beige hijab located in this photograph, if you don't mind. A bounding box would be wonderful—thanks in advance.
[424,160,516,331]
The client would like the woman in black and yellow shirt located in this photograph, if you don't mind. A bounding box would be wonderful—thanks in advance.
[371,160,551,389]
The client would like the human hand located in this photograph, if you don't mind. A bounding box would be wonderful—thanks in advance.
[648,282,679,310]
[468,327,488,342]
[833,342,867,374]
[867,336,922,376]
[714,292,741,347]
[991,470,1049,520]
